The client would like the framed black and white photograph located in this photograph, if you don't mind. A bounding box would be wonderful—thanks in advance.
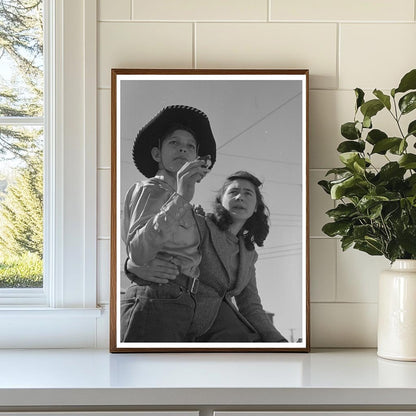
[110,69,309,352]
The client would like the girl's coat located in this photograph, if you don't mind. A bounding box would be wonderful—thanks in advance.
[191,214,286,342]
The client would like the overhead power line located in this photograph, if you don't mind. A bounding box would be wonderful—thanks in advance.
[217,91,302,151]
[219,152,301,167]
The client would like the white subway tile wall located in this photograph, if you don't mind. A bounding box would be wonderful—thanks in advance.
[310,239,336,302]
[97,239,110,305]
[309,170,335,238]
[97,90,111,168]
[98,22,193,88]
[339,23,416,90]
[97,169,111,239]
[336,246,389,303]
[132,0,269,21]
[311,303,378,347]
[270,0,414,22]
[99,0,131,21]
[196,23,338,89]
[309,90,354,169]
[96,0,416,347]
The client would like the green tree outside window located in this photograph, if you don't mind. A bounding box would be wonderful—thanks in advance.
[0,0,44,288]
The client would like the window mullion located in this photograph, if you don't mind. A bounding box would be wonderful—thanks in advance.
[0,117,44,126]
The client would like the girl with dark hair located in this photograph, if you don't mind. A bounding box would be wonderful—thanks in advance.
[208,171,270,251]
[127,171,287,343]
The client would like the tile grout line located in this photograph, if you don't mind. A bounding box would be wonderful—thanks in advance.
[311,301,378,305]
[267,0,271,22]
[98,19,415,24]
[310,236,339,239]
[193,22,197,68]
[336,22,340,90]
[333,230,339,303]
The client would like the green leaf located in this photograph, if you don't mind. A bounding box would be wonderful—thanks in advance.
[410,205,416,221]
[395,69,416,94]
[330,175,369,200]
[386,240,403,262]
[330,176,358,199]
[337,140,365,153]
[341,122,361,140]
[328,175,354,186]
[378,162,406,181]
[318,180,331,194]
[339,152,360,166]
[338,153,370,179]
[407,196,416,207]
[373,89,391,110]
[398,227,416,255]
[353,158,367,174]
[365,236,384,253]
[355,88,365,110]
[325,167,352,176]
[352,224,373,240]
[363,116,372,129]
[390,139,408,155]
[399,154,416,169]
[354,241,383,256]
[371,137,402,155]
[360,99,384,119]
[357,195,389,212]
[384,203,400,222]
[369,203,383,219]
[406,175,416,198]
[322,221,351,237]
[341,235,355,251]
[366,129,387,145]
[384,190,403,201]
[326,203,357,220]
[407,120,416,137]
[399,139,407,154]
[407,174,416,187]
[399,92,416,115]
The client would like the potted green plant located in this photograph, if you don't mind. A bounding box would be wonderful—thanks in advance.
[319,68,416,361]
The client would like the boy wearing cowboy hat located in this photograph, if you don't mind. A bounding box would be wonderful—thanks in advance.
[121,105,216,343]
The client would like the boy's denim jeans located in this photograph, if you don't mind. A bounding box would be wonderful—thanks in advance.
[120,278,196,342]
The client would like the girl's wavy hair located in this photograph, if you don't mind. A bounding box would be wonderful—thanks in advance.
[208,171,270,251]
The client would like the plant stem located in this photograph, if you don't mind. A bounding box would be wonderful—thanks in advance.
[379,214,391,241]
[390,96,406,139]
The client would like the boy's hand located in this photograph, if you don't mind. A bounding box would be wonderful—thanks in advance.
[126,254,178,284]
[176,159,209,202]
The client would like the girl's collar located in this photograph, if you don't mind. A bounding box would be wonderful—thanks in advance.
[224,228,239,243]
[227,220,246,236]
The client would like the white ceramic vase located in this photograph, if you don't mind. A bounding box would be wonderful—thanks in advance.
[378,259,416,361]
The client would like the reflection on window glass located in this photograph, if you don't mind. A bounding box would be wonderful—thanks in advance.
[0,0,44,289]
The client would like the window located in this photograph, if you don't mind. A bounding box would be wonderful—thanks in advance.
[0,0,45,297]
[0,0,100,348]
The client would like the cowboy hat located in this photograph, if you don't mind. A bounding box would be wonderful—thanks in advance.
[132,105,216,178]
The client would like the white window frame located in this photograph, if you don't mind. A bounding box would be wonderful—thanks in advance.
[0,0,101,348]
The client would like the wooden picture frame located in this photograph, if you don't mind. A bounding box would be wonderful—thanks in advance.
[110,69,310,352]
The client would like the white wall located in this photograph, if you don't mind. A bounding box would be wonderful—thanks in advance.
[96,0,416,348]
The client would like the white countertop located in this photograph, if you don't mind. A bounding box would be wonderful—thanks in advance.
[0,348,416,408]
